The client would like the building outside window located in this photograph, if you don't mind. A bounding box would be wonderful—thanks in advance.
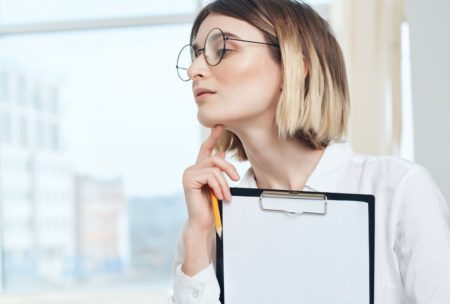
[0,2,202,303]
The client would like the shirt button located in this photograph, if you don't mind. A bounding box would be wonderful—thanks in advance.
[192,289,200,299]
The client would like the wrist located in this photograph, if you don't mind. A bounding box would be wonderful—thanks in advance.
[183,222,212,254]
[182,223,213,276]
[185,220,211,238]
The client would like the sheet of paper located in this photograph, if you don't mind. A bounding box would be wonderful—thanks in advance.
[222,196,369,304]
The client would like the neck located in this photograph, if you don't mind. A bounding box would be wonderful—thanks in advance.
[230,124,325,191]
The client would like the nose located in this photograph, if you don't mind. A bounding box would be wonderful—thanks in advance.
[187,53,211,81]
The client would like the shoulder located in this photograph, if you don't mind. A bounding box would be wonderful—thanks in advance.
[349,151,431,189]
[348,152,448,233]
[350,151,447,213]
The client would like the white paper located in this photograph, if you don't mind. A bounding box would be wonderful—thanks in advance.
[222,196,370,304]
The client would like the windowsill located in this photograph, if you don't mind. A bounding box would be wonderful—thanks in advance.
[0,289,171,304]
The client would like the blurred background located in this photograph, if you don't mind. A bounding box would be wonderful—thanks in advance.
[0,0,448,303]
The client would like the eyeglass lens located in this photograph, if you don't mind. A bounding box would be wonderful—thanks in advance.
[176,28,226,81]
[176,44,194,81]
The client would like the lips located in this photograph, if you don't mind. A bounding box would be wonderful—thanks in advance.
[194,88,216,98]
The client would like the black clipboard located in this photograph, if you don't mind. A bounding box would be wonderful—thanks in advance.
[216,187,375,304]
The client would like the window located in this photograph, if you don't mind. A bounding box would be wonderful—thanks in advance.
[48,123,59,151]
[0,12,197,304]
[0,70,10,102]
[32,83,43,110]
[19,116,28,147]
[17,75,27,105]
[48,87,59,114]
[0,112,11,143]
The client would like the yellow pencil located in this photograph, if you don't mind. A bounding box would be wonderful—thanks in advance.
[210,190,223,239]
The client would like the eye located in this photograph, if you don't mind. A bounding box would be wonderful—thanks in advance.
[194,48,204,58]
[216,48,232,58]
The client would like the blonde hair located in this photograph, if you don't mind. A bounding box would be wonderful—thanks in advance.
[191,0,349,161]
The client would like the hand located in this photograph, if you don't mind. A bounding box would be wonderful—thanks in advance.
[182,125,240,234]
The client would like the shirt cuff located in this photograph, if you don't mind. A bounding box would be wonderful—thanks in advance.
[172,262,221,304]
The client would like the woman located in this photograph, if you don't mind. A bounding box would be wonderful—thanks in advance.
[171,0,450,303]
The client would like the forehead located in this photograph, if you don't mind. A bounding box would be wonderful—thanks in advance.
[194,13,265,45]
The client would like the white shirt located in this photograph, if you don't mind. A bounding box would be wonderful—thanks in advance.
[169,141,450,304]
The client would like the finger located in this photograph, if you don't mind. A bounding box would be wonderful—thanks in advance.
[199,155,239,181]
[212,168,232,201]
[207,175,224,200]
[196,125,224,163]
[215,151,226,159]
[213,151,240,182]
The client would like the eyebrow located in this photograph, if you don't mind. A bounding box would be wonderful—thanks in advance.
[192,30,242,49]
[223,31,241,39]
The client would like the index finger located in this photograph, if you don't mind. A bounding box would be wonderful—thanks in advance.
[196,125,224,163]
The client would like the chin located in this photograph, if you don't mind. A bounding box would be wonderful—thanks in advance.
[197,112,217,128]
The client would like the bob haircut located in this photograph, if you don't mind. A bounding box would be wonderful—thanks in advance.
[191,0,350,161]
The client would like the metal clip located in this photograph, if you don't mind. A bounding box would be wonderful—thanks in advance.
[259,190,327,215]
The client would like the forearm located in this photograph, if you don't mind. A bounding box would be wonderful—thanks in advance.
[170,225,221,304]
[182,224,214,276]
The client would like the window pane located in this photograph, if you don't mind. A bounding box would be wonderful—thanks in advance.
[0,0,198,25]
[0,24,196,300]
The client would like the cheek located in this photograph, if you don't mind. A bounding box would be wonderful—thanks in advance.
[216,54,259,86]
[217,54,282,107]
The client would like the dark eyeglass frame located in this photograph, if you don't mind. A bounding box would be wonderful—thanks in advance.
[176,28,279,81]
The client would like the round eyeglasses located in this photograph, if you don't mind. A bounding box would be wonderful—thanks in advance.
[176,28,279,81]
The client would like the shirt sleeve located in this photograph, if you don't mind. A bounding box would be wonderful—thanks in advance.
[393,166,450,303]
[169,226,221,304]
[169,263,221,304]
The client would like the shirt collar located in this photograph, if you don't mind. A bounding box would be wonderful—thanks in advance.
[239,140,353,192]
[305,140,353,192]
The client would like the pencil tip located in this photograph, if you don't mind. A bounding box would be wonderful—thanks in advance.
[217,228,222,239]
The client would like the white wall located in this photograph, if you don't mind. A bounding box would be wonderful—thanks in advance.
[406,0,450,208]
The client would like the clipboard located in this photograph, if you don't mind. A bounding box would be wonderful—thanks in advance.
[216,187,375,304]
